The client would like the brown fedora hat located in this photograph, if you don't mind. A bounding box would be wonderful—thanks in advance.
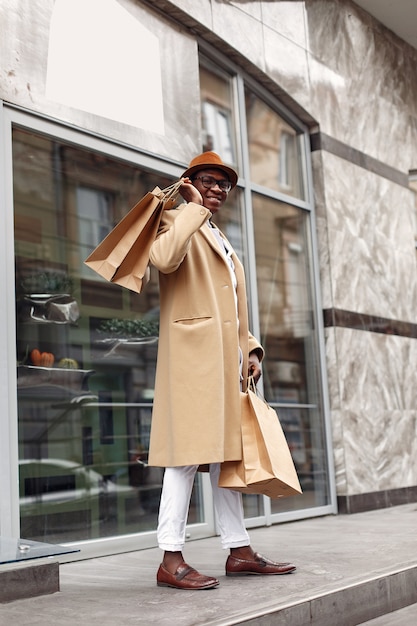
[182,151,238,188]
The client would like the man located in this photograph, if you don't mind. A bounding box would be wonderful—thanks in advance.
[148,152,296,589]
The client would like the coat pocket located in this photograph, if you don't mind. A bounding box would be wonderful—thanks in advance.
[173,316,212,325]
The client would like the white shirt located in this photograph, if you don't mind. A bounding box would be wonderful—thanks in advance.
[206,221,243,379]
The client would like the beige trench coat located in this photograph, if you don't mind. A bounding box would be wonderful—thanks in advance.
[147,202,263,467]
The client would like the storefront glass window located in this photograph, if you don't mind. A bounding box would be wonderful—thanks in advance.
[13,127,207,543]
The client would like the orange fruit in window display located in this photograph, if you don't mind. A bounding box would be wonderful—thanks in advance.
[30,349,55,367]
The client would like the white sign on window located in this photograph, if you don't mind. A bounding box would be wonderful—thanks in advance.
[46,0,165,135]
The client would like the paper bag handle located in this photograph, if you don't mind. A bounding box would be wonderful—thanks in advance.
[157,178,185,201]
[247,375,269,406]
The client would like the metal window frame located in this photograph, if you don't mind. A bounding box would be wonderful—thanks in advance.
[0,101,20,538]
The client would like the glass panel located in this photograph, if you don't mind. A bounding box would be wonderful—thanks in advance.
[251,193,330,509]
[13,127,204,543]
[245,88,305,199]
[199,64,237,169]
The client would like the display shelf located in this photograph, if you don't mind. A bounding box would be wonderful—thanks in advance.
[96,337,158,357]
[17,293,80,325]
[17,365,95,391]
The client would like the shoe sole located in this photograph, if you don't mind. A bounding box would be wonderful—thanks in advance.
[226,568,296,576]
[157,581,220,590]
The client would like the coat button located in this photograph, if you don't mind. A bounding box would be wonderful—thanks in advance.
[200,209,205,215]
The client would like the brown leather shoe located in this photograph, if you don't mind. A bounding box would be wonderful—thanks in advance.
[226,552,296,576]
[157,563,219,590]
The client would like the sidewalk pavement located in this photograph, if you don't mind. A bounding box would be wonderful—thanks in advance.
[0,502,416,625]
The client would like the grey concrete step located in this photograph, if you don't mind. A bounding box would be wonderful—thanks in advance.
[361,602,417,625]
[0,561,59,603]
[0,503,415,624]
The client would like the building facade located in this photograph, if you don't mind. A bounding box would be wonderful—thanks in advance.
[0,0,416,560]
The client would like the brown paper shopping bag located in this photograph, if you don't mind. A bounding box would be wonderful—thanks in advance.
[84,180,183,293]
[219,380,302,498]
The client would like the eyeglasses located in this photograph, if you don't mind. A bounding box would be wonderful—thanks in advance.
[192,176,232,193]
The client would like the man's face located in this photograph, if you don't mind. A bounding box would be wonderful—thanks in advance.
[191,168,231,214]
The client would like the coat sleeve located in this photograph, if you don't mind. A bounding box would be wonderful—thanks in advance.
[248,331,265,362]
[150,203,211,274]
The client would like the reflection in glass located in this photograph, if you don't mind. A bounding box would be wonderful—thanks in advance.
[245,87,305,199]
[13,127,204,543]
[251,193,329,509]
[199,64,236,168]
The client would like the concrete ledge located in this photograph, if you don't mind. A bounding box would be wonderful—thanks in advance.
[225,565,417,626]
[0,561,59,603]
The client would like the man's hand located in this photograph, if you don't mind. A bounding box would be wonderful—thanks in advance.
[248,352,262,384]
[179,177,203,206]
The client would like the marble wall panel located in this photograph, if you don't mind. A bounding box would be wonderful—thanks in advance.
[331,411,417,496]
[327,328,417,495]
[324,327,341,410]
[229,0,262,21]
[331,328,417,412]
[311,146,326,218]
[263,23,310,109]
[318,152,417,320]
[330,409,348,494]
[260,0,308,49]
[312,150,334,310]
[305,0,417,171]
[305,0,374,73]
[315,215,333,310]
[211,1,266,73]
[326,329,416,493]
[327,224,417,321]
[339,408,417,494]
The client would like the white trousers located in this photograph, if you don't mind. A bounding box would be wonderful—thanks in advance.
[157,463,250,551]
